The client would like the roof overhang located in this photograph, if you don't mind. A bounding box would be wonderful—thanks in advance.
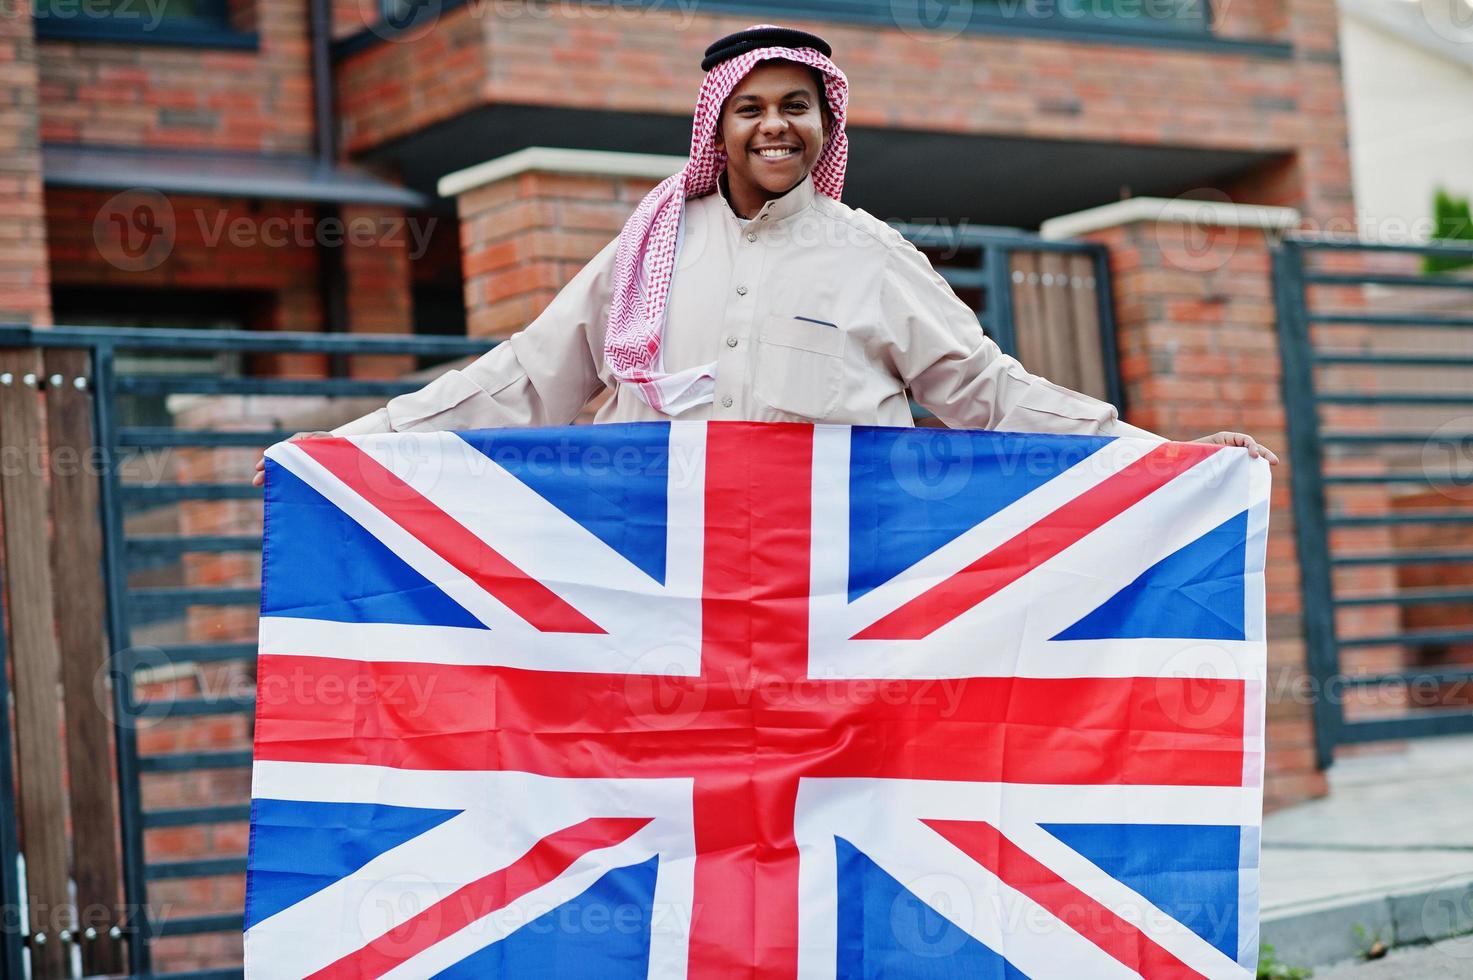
[42,143,429,209]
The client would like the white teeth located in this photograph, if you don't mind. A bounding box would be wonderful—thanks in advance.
[757,148,796,158]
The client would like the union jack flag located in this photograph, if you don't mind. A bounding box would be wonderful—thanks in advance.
[246,421,1268,979]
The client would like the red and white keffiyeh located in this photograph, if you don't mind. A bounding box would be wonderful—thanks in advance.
[603,26,850,415]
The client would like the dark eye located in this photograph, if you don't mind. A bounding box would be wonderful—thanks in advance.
[787,102,810,111]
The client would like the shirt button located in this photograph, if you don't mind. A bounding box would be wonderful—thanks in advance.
[760,214,769,221]
[720,395,733,408]
[746,233,757,243]
[726,337,738,348]
[735,285,748,296]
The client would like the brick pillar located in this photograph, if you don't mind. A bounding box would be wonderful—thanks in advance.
[0,0,52,326]
[439,148,681,341]
[340,202,415,378]
[1042,197,1331,810]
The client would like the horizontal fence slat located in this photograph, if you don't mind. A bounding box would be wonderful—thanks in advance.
[1315,353,1473,368]
[1322,474,1466,486]
[143,805,252,829]
[127,535,261,559]
[127,587,260,612]
[935,267,989,290]
[136,643,258,666]
[1337,711,1473,743]
[1318,392,1473,405]
[1333,551,1473,566]
[1334,588,1473,607]
[0,325,493,356]
[1343,668,1473,688]
[1309,312,1473,329]
[1288,235,1473,258]
[1321,433,1471,446]
[145,857,247,880]
[131,697,255,719]
[116,376,423,398]
[1304,271,1473,290]
[120,484,259,503]
[137,750,253,773]
[1329,512,1473,527]
[1338,628,1473,648]
[118,428,296,448]
[150,914,245,938]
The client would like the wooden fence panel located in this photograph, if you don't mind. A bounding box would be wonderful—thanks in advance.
[1008,250,1112,403]
[0,349,72,978]
[45,348,127,976]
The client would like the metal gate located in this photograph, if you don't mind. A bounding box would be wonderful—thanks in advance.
[1274,235,1473,767]
[0,226,1120,978]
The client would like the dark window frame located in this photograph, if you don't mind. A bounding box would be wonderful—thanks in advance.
[33,0,258,49]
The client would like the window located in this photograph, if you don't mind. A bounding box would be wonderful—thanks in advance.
[33,0,256,48]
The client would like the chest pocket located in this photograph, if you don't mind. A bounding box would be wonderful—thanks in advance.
[754,315,844,420]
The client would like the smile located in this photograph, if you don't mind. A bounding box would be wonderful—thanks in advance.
[755,147,799,159]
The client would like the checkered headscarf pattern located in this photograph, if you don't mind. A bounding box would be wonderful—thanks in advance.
[603,28,850,414]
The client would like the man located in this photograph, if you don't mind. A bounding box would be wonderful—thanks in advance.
[253,24,1275,487]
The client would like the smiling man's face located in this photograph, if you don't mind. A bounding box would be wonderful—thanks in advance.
[714,60,829,219]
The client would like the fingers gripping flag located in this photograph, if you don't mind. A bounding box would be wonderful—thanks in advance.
[247,421,1269,979]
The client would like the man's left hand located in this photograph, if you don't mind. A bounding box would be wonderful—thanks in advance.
[1192,431,1279,466]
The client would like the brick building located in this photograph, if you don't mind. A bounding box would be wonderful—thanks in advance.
[1,0,1374,973]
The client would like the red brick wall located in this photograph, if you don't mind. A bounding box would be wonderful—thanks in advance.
[337,4,1322,200]
[1,0,52,326]
[456,170,662,339]
[336,2,489,157]
[38,0,315,152]
[47,189,415,364]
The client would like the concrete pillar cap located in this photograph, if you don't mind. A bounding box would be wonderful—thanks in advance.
[1040,196,1302,241]
[439,147,687,199]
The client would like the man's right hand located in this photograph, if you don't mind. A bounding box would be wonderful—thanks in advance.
[252,431,330,488]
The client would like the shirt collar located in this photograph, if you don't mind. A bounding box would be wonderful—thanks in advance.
[717,170,817,227]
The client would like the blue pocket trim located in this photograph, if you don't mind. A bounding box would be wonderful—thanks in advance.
[793,315,838,329]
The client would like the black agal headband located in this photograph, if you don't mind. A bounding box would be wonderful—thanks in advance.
[701,26,833,72]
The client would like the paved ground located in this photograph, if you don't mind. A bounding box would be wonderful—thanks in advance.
[1259,734,1473,969]
[1315,937,1473,978]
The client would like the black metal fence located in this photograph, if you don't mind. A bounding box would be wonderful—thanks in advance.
[1274,235,1473,767]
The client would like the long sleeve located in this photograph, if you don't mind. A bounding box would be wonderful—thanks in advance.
[330,238,619,436]
[878,239,1162,442]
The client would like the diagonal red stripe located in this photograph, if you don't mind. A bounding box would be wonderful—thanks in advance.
[308,816,651,979]
[923,819,1210,980]
[294,437,604,634]
[855,442,1222,640]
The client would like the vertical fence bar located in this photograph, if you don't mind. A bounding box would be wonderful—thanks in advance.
[986,244,1018,358]
[1272,242,1342,768]
[90,342,154,976]
[1091,245,1125,414]
[0,349,74,978]
[44,348,127,975]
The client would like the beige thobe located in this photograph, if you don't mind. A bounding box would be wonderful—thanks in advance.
[332,173,1159,442]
